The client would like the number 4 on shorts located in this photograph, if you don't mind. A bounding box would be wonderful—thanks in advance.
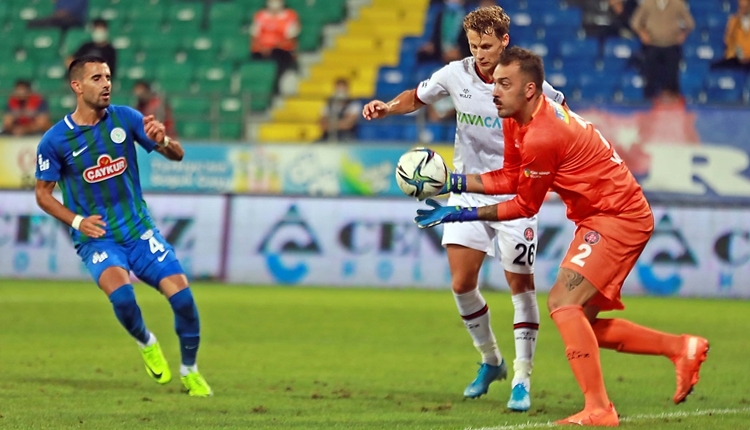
[149,236,166,254]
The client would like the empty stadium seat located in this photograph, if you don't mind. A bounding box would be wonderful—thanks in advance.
[705,70,746,103]
[557,39,599,62]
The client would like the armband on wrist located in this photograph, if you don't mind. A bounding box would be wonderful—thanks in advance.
[458,207,479,222]
[449,173,468,193]
[71,215,84,231]
[158,136,170,148]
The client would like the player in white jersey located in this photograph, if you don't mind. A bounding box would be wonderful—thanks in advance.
[362,6,564,411]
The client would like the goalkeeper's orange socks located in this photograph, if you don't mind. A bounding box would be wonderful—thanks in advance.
[591,317,683,359]
[551,305,611,410]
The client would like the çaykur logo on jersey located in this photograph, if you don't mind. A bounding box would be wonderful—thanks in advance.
[83,154,127,183]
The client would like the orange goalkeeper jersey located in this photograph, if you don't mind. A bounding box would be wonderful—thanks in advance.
[484,95,649,224]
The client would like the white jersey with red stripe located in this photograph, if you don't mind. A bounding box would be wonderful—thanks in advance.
[416,56,565,177]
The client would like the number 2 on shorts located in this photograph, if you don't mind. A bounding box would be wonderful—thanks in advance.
[570,244,592,267]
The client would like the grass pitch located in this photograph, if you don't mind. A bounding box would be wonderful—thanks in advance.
[0,280,748,429]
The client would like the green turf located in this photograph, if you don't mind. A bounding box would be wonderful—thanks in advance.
[0,280,748,430]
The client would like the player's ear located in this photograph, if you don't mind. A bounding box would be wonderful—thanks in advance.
[70,79,82,95]
[501,33,509,49]
[525,81,536,100]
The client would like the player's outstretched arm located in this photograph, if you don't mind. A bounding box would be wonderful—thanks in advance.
[362,89,425,120]
[35,180,106,238]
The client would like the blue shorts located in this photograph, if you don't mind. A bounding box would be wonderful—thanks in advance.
[76,229,184,288]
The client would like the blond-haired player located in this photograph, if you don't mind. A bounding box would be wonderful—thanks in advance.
[363,6,564,411]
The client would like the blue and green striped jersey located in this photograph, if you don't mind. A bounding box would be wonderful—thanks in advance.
[35,105,159,246]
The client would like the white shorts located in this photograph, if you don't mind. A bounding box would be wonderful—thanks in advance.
[441,193,538,274]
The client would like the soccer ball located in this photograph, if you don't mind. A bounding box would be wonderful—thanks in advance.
[395,147,448,200]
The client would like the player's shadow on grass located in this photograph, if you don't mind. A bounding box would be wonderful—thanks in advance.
[14,376,150,392]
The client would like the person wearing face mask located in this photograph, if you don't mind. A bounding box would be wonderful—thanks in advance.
[318,78,362,142]
[251,0,301,94]
[418,0,467,64]
[67,19,118,79]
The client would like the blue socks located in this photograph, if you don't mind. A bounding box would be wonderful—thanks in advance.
[168,288,200,367]
[109,284,150,345]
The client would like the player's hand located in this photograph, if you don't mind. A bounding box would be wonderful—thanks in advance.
[415,199,476,229]
[143,115,166,145]
[362,100,390,120]
[80,215,107,238]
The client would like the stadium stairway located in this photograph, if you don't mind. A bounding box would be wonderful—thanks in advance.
[257,0,429,142]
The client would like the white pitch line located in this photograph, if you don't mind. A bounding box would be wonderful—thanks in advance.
[463,407,750,430]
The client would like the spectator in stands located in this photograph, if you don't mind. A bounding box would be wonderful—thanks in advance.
[417,0,467,64]
[251,0,300,94]
[318,78,361,142]
[27,0,88,31]
[711,0,750,71]
[66,19,118,79]
[2,80,51,136]
[132,81,176,138]
[609,0,639,35]
[630,0,694,100]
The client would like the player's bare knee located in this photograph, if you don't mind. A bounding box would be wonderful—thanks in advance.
[506,272,534,295]
[450,263,481,294]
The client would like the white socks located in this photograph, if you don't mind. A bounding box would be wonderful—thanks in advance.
[511,291,540,384]
[180,364,198,376]
[136,332,157,349]
[454,289,502,366]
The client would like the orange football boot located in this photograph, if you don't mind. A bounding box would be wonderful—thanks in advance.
[554,403,619,427]
[672,335,710,404]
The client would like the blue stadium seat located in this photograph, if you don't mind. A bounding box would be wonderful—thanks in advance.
[683,42,723,61]
[357,122,400,141]
[444,125,456,141]
[603,37,640,60]
[558,39,599,61]
[516,41,556,59]
[618,79,645,103]
[706,85,743,102]
[510,26,537,45]
[541,8,582,29]
[512,11,533,28]
[599,57,629,74]
[707,27,726,44]
[376,67,415,100]
[698,12,730,29]
[577,71,618,102]
[401,123,446,143]
[556,58,598,78]
[399,36,423,70]
[683,58,711,77]
[415,62,442,83]
[688,1,725,14]
[540,25,581,47]
[546,70,570,93]
[705,70,745,102]
[680,71,706,101]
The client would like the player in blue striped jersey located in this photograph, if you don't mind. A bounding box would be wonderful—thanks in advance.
[35,55,211,397]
